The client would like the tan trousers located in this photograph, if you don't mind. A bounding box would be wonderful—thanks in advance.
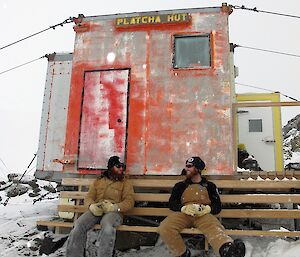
[158,212,232,256]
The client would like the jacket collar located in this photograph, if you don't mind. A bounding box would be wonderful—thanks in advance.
[185,176,208,186]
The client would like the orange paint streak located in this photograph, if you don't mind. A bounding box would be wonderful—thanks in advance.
[73,22,102,33]
[125,70,146,173]
[78,169,102,175]
[144,30,151,175]
[172,68,217,77]
[64,65,86,157]
[126,99,145,169]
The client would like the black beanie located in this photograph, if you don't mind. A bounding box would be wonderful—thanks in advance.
[107,156,122,170]
[186,156,205,171]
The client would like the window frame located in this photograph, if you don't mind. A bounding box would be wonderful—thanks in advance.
[248,119,263,133]
[172,32,214,70]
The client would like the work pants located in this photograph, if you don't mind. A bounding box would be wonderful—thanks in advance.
[159,212,232,256]
[66,211,122,257]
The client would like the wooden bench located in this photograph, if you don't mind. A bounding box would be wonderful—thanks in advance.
[37,176,300,249]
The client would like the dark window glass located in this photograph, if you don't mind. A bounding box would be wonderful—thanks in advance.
[174,34,211,69]
[249,119,263,132]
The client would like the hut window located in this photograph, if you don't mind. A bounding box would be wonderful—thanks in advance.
[173,34,211,69]
[249,119,263,132]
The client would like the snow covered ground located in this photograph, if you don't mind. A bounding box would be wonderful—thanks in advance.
[0,175,300,257]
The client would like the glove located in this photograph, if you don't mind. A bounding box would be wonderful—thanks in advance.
[100,200,119,213]
[181,204,211,217]
[181,204,198,216]
[195,204,211,217]
[89,203,104,216]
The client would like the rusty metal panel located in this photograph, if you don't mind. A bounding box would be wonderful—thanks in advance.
[65,7,234,175]
[78,70,129,169]
[35,53,72,179]
[65,27,148,174]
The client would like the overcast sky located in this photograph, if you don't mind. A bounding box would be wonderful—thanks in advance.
[0,0,299,174]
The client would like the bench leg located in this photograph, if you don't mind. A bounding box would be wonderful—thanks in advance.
[204,237,208,251]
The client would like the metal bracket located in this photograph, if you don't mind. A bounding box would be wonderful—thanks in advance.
[53,159,75,165]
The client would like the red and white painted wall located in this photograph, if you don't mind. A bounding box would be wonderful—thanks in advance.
[35,5,235,181]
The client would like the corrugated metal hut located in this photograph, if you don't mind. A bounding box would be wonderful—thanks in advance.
[36,4,235,181]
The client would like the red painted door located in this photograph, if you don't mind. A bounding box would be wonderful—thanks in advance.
[78,69,129,169]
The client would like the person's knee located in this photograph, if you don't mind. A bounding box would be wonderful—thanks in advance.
[72,218,91,236]
[69,227,83,241]
[74,220,85,232]
[158,221,173,238]
[101,224,114,236]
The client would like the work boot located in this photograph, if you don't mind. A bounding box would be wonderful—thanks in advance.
[219,239,245,257]
[178,248,191,257]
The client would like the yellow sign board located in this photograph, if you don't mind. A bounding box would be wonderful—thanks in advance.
[116,13,191,27]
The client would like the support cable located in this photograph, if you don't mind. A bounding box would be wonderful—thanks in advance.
[0,157,10,178]
[230,4,300,19]
[0,17,74,51]
[236,82,299,101]
[0,157,10,173]
[233,44,300,58]
[0,55,47,76]
[18,153,37,182]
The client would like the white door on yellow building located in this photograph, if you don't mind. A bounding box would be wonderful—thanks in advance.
[238,107,276,171]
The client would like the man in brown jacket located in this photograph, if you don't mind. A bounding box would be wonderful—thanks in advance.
[66,156,134,257]
[159,157,245,257]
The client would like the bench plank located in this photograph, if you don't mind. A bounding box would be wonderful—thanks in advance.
[60,191,300,204]
[221,194,300,204]
[61,177,300,189]
[36,221,300,237]
[57,205,300,219]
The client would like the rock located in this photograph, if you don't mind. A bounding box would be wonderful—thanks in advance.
[29,192,40,197]
[28,181,39,189]
[283,115,300,164]
[33,187,41,193]
[7,173,19,181]
[27,237,43,251]
[283,114,300,136]
[0,182,13,191]
[43,184,57,193]
[39,235,68,255]
[291,134,300,152]
[6,184,29,197]
[7,173,37,184]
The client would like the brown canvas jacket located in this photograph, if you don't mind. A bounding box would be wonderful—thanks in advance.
[85,177,134,213]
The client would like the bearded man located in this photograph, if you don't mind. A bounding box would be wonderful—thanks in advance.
[66,156,134,257]
[159,156,245,257]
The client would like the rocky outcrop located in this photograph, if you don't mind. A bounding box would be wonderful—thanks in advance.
[283,114,300,136]
[282,114,300,166]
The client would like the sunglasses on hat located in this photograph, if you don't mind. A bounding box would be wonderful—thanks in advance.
[115,163,126,169]
[185,164,194,168]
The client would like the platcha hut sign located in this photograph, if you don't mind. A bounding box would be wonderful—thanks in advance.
[116,13,191,27]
